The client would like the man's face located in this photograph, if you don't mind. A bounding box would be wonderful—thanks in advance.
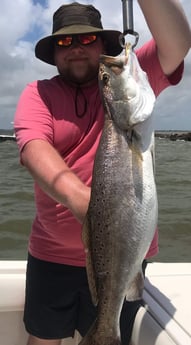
[54,34,106,85]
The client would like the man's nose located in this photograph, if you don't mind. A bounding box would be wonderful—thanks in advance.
[71,38,84,50]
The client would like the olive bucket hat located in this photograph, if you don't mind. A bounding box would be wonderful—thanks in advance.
[35,2,123,65]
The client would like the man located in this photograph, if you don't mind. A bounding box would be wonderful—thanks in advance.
[14,2,190,345]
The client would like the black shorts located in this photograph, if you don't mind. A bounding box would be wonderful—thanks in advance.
[24,253,147,343]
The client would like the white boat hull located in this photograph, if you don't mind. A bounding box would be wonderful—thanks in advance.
[0,261,191,345]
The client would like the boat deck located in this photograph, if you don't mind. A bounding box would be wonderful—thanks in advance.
[0,261,190,345]
[132,262,191,345]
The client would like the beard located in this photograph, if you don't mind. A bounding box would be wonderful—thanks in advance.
[57,59,99,85]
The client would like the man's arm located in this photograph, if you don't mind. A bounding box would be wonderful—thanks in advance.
[21,139,91,224]
[138,0,191,75]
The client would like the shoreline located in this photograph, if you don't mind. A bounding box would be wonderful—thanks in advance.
[1,131,191,142]
[155,131,191,141]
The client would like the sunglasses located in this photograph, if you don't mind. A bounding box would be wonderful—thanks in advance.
[55,34,98,47]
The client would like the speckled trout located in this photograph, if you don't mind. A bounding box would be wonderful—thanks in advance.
[80,45,158,345]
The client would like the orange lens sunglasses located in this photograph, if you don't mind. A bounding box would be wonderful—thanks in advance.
[55,34,98,47]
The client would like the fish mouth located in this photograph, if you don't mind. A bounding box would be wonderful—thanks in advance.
[99,58,124,85]
[99,43,131,75]
[99,55,127,76]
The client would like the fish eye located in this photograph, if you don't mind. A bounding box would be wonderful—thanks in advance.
[102,73,110,84]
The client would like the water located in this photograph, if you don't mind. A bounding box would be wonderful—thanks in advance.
[155,138,191,262]
[0,139,191,262]
[0,141,34,259]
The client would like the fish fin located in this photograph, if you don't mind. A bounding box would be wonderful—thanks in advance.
[125,270,144,301]
[82,216,98,306]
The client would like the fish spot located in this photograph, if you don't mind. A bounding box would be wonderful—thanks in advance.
[93,247,98,253]
[103,298,108,305]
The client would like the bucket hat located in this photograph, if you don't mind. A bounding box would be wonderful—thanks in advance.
[35,2,123,65]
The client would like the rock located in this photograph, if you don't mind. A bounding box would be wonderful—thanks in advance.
[155,131,191,141]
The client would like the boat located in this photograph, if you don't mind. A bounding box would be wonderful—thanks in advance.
[0,261,190,345]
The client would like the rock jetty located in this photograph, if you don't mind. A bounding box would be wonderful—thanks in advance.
[155,131,191,141]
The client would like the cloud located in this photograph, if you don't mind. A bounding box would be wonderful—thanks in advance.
[0,0,191,129]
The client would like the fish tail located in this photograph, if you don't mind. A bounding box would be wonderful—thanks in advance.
[78,322,121,345]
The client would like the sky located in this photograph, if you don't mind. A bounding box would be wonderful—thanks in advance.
[0,0,190,130]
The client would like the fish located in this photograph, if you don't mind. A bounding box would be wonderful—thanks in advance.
[80,44,158,345]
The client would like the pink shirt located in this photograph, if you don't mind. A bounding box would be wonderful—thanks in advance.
[14,39,183,265]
